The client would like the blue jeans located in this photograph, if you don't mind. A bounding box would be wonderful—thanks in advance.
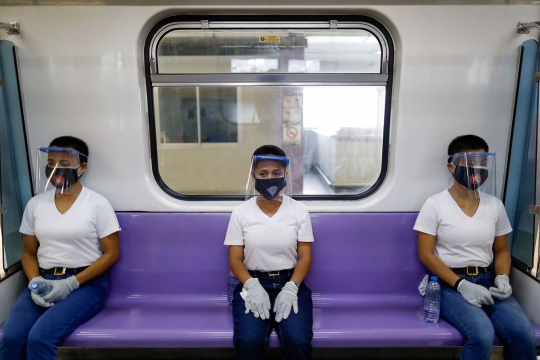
[0,270,108,360]
[440,271,536,360]
[232,269,313,360]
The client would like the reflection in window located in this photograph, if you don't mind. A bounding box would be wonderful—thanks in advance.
[156,87,238,144]
[231,59,278,73]
[155,86,384,196]
[157,29,382,74]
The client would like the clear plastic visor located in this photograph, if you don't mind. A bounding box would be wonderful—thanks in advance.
[245,155,292,201]
[448,152,496,199]
[35,147,87,195]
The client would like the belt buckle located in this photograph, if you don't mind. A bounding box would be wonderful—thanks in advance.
[53,267,66,276]
[268,271,279,276]
[466,266,479,276]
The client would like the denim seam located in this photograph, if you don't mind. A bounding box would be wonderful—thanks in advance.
[441,298,470,338]
[441,294,473,358]
[490,306,512,348]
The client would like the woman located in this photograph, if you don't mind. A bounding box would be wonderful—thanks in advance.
[415,134,536,360]
[224,145,314,360]
[0,136,121,360]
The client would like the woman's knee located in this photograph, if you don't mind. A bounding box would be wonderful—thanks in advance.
[466,325,494,349]
[26,326,54,349]
[234,329,266,350]
[0,329,25,349]
[505,321,536,347]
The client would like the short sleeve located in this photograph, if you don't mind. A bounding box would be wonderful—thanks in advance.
[298,207,314,242]
[19,198,36,236]
[495,201,512,236]
[224,209,244,246]
[413,198,439,236]
[94,197,121,239]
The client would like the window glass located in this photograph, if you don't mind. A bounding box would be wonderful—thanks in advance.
[157,29,382,74]
[147,18,392,199]
[155,85,385,196]
[156,87,238,144]
[0,40,32,273]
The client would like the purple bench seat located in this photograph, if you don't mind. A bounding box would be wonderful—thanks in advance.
[2,212,540,348]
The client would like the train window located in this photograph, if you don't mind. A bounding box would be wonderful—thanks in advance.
[145,17,394,200]
[0,40,33,278]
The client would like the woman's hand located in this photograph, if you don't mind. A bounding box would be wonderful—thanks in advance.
[489,274,512,300]
[273,281,298,322]
[42,276,79,304]
[28,276,54,307]
[243,278,271,320]
[457,280,494,307]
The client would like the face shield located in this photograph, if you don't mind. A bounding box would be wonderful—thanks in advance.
[245,155,292,201]
[448,152,496,199]
[35,147,87,195]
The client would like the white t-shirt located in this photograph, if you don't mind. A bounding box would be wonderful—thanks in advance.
[19,187,121,269]
[224,195,314,271]
[413,190,512,268]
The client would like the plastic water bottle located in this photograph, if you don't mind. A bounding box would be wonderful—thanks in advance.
[30,281,53,297]
[227,271,240,306]
[424,275,441,323]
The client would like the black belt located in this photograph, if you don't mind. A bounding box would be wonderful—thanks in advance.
[249,268,295,277]
[41,266,88,276]
[451,266,489,276]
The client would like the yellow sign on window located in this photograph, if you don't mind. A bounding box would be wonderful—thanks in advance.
[259,36,280,43]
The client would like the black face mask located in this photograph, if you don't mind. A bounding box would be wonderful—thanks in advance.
[45,166,82,190]
[255,177,287,200]
[453,165,488,190]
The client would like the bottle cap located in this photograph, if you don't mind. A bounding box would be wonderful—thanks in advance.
[430,276,438,281]
[30,282,39,290]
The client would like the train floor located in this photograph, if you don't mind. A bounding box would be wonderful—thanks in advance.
[57,347,508,360]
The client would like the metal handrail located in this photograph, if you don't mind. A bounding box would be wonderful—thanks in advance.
[0,22,19,35]
[517,21,540,34]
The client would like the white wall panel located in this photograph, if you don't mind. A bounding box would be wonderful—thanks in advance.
[0,272,27,324]
[0,5,537,212]
[511,268,540,326]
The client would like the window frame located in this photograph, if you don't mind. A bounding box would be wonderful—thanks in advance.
[144,15,395,201]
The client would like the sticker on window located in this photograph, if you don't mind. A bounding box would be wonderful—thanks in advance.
[259,36,280,43]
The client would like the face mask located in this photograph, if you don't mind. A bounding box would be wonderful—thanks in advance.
[45,165,82,190]
[453,165,488,190]
[255,177,287,200]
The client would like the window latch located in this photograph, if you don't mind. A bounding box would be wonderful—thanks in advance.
[149,58,156,75]
[330,20,338,29]
[201,20,209,29]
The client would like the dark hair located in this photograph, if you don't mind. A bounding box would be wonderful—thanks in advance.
[447,135,488,163]
[49,136,89,163]
[252,145,287,169]
[253,144,286,157]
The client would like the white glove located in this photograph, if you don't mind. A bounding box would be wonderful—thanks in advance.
[273,282,299,322]
[489,274,512,300]
[418,274,429,296]
[28,277,54,308]
[457,280,494,307]
[31,292,54,308]
[42,276,79,304]
[243,278,271,320]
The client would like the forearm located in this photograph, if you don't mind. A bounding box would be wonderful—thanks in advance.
[291,256,311,285]
[230,258,252,284]
[75,252,118,285]
[22,252,41,280]
[419,252,460,287]
[494,249,511,277]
